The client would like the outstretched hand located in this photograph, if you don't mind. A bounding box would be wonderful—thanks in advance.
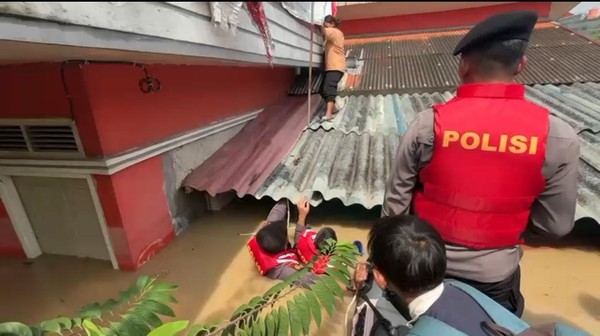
[297,197,310,221]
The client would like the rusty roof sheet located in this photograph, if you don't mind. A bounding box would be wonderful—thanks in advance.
[257,83,600,222]
[182,96,324,197]
[290,24,600,96]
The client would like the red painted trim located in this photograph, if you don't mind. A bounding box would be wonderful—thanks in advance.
[0,200,25,257]
[342,2,552,36]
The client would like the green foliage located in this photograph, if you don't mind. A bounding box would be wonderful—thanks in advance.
[1,239,360,336]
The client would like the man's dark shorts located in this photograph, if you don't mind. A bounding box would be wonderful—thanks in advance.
[320,70,344,102]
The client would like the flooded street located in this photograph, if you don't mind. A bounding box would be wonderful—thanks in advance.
[1,198,600,335]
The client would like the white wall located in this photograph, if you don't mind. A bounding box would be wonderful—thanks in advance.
[0,2,323,67]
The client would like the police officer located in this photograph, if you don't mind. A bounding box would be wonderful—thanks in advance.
[381,11,580,317]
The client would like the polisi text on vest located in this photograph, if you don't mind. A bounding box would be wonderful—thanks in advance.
[442,130,539,155]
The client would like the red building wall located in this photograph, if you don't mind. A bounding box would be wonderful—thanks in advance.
[0,200,24,257]
[95,158,174,270]
[0,62,296,266]
[82,64,295,157]
[341,2,552,36]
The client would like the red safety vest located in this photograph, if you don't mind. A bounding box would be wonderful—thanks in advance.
[247,237,299,275]
[413,83,548,250]
[296,229,318,264]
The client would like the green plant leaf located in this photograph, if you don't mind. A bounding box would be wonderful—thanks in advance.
[282,268,309,286]
[126,315,152,335]
[79,303,103,319]
[136,275,152,291]
[50,317,73,330]
[248,296,266,308]
[147,321,189,336]
[151,283,179,293]
[335,254,357,268]
[39,320,61,333]
[239,330,249,336]
[72,318,83,327]
[109,322,122,335]
[135,308,163,329]
[276,307,289,336]
[265,311,277,336]
[231,304,251,319]
[101,328,114,336]
[328,260,350,278]
[146,292,178,304]
[115,318,137,336]
[311,281,335,317]
[294,295,311,335]
[326,264,350,285]
[100,299,119,312]
[29,327,42,336]
[252,318,265,336]
[303,291,322,327]
[0,322,32,336]
[286,301,301,336]
[262,281,288,301]
[186,323,217,336]
[83,320,105,336]
[143,300,176,317]
[321,274,344,298]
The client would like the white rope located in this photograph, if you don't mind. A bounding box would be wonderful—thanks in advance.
[307,1,315,126]
[286,198,291,229]
[344,293,358,336]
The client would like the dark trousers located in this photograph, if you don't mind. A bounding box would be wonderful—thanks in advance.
[320,70,344,102]
[447,266,525,317]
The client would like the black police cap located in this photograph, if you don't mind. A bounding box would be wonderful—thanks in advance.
[453,11,539,56]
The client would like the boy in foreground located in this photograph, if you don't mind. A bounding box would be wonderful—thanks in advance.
[247,197,338,280]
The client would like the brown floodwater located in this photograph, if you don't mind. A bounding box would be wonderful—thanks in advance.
[1,197,599,335]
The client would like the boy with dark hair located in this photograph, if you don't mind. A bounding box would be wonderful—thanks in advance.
[360,215,591,336]
[368,215,492,335]
[248,197,338,280]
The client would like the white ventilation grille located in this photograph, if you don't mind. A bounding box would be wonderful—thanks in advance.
[0,126,28,151]
[0,120,83,156]
[27,125,79,152]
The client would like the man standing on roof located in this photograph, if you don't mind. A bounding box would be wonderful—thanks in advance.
[319,15,346,122]
[380,11,580,317]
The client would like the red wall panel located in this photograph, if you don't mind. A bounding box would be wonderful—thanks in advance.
[342,2,552,36]
[0,63,102,155]
[82,64,296,156]
[0,200,25,257]
[94,157,174,270]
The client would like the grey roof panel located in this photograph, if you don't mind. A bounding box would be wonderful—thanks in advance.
[259,83,600,223]
[308,92,454,134]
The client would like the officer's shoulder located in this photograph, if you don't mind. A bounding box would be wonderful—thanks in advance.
[548,114,579,141]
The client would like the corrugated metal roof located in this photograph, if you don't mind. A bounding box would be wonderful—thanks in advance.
[258,83,600,222]
[182,96,324,197]
[308,92,454,134]
[289,24,600,96]
[255,129,400,209]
